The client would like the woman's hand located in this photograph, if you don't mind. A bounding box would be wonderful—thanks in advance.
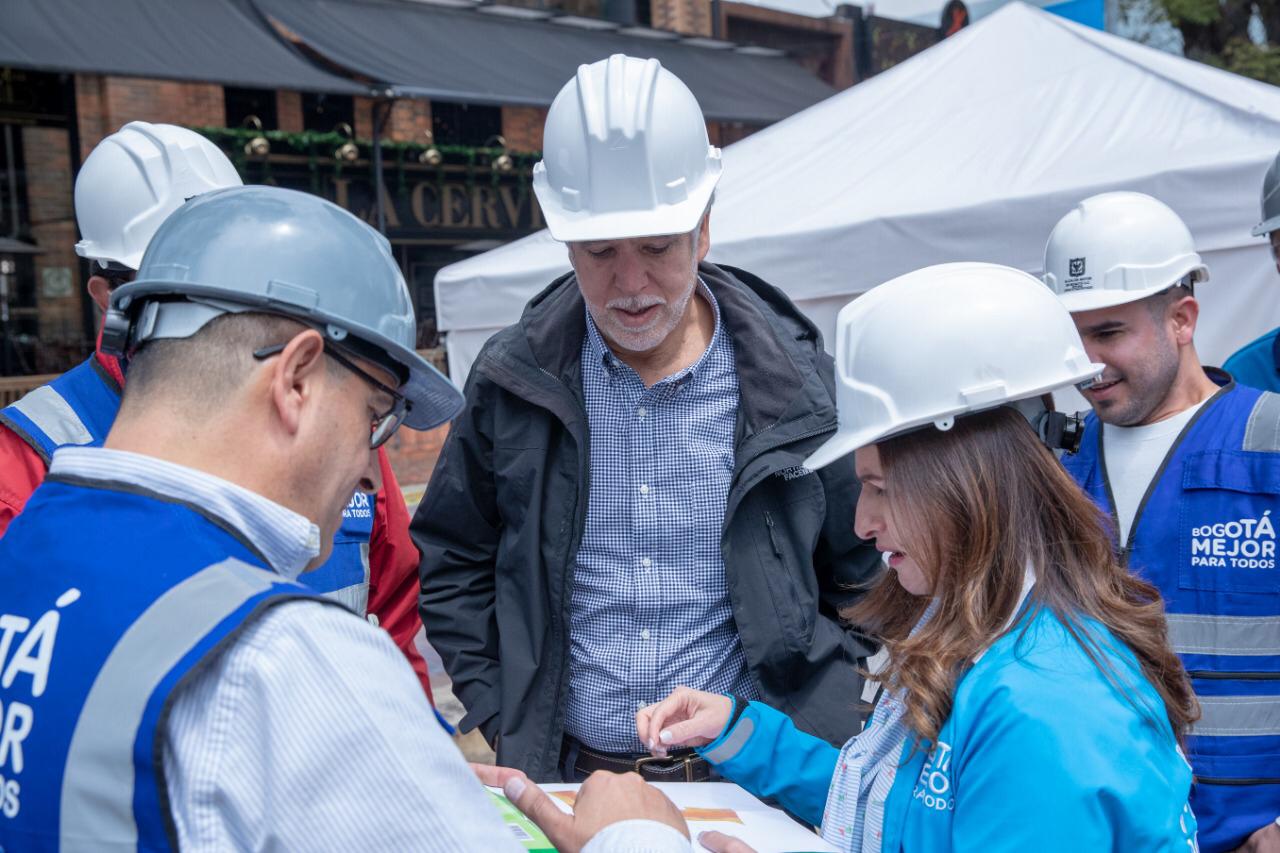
[636,686,734,757]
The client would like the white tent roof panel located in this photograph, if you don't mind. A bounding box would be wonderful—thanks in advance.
[436,2,1280,383]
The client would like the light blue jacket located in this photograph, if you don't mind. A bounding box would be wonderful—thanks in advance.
[697,603,1197,852]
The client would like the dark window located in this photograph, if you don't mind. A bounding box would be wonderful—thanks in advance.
[602,0,651,26]
[0,67,72,124]
[224,86,278,130]
[432,102,502,147]
[301,93,355,133]
[0,122,28,240]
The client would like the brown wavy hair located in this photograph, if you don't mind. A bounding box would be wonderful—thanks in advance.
[846,406,1198,744]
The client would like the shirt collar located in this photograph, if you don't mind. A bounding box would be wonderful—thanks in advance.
[583,278,725,384]
[49,446,321,579]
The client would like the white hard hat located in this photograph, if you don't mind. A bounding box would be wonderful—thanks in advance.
[803,262,1103,471]
[1042,191,1209,313]
[75,121,243,270]
[532,54,722,242]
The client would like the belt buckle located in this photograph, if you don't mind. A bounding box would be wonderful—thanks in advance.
[634,753,695,783]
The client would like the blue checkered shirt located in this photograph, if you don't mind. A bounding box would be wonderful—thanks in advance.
[564,283,761,753]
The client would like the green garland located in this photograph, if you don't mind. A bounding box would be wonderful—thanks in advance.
[193,126,539,187]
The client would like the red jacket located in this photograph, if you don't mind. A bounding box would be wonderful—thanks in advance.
[0,350,434,701]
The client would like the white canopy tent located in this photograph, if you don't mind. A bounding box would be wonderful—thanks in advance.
[435,2,1280,389]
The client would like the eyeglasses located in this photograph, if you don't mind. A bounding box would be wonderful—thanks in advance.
[253,341,408,449]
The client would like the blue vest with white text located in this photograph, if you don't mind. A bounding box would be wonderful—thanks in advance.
[1062,381,1280,852]
[0,358,374,612]
[0,476,338,851]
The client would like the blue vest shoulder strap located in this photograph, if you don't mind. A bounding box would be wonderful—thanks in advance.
[0,479,339,852]
[0,358,121,464]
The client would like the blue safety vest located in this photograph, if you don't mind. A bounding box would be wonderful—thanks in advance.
[1062,380,1280,852]
[0,475,339,851]
[0,357,374,612]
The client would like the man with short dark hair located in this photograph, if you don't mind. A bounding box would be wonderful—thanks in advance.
[1043,191,1280,853]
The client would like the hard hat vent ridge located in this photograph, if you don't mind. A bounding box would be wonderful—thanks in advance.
[534,54,721,242]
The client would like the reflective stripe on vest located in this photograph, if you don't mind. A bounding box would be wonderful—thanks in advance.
[60,558,275,849]
[9,386,93,448]
[1061,382,1280,851]
[0,358,120,464]
[321,542,371,615]
[1167,613,1280,657]
[1193,696,1280,737]
[1245,390,1280,452]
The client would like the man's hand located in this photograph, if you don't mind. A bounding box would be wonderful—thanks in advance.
[697,830,760,852]
[472,765,689,853]
[1233,820,1280,853]
[636,686,733,757]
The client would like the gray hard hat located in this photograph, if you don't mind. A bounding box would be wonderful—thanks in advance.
[102,185,462,431]
[1253,148,1280,237]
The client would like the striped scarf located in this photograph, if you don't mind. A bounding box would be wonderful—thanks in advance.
[819,601,937,853]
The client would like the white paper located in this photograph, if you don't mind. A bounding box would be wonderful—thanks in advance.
[537,782,838,853]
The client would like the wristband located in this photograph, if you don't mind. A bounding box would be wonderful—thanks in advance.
[724,694,749,733]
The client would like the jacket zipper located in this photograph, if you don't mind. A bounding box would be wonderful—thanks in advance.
[536,366,591,780]
[1194,775,1280,785]
[763,511,783,557]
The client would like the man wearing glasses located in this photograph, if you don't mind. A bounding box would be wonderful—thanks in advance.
[0,184,693,852]
[0,122,440,702]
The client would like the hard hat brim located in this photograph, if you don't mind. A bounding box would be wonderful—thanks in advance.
[802,363,1104,472]
[533,171,719,244]
[75,239,143,271]
[1252,215,1280,237]
[1056,264,1209,314]
[114,279,463,431]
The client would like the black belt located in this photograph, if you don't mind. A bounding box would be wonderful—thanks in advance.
[563,737,713,783]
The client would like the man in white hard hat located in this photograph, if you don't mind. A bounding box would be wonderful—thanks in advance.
[0,184,691,852]
[0,121,440,702]
[1043,191,1280,853]
[414,54,880,782]
[1224,147,1280,391]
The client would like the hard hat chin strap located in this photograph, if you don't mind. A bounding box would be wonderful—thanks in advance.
[1035,409,1086,454]
[1008,396,1086,454]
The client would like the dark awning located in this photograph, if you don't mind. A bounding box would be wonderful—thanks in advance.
[0,0,366,94]
[253,0,836,124]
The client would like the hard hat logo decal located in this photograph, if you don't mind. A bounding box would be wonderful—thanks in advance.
[1065,257,1092,292]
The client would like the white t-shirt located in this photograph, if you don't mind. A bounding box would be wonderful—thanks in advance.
[1102,400,1207,546]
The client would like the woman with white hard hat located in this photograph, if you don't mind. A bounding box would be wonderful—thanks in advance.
[637,263,1200,852]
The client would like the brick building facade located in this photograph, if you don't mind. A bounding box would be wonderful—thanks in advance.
[0,0,940,488]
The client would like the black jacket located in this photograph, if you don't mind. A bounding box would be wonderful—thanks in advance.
[414,262,881,781]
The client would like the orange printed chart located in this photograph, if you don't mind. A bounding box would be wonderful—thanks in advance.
[538,782,838,853]
[549,790,744,824]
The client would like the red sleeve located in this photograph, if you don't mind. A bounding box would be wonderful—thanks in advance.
[0,425,48,537]
[367,446,434,704]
